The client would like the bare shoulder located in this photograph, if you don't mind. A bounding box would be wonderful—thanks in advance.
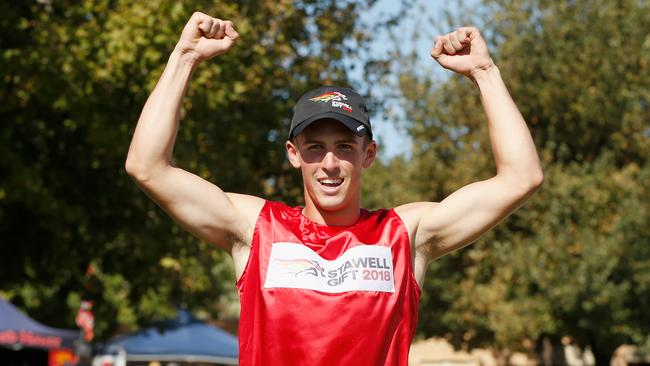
[393,201,439,234]
[225,192,266,230]
[393,201,440,251]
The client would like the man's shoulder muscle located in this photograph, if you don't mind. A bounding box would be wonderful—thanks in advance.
[225,192,266,239]
[393,201,439,235]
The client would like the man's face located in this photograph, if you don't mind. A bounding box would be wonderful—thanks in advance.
[286,119,376,212]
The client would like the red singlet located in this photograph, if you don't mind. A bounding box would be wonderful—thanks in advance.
[236,201,421,365]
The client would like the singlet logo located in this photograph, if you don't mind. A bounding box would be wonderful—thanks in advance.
[264,243,395,293]
[308,92,353,112]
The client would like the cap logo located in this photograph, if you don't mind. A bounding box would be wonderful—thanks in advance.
[309,92,353,112]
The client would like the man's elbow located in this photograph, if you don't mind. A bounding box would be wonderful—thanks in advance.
[124,155,155,183]
[501,167,544,196]
[522,168,544,193]
[125,157,144,181]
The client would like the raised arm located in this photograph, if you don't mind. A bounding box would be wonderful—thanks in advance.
[398,27,543,267]
[125,12,264,263]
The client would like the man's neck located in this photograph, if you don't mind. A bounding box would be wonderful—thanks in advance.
[302,201,361,226]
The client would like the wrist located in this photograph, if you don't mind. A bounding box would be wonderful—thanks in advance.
[171,45,202,69]
[470,63,500,86]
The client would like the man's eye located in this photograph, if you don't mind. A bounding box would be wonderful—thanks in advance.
[339,144,353,150]
[307,144,323,150]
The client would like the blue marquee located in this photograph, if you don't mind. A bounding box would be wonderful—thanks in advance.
[0,298,79,349]
[103,310,238,364]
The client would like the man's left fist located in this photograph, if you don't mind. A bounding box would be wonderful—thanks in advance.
[430,27,495,78]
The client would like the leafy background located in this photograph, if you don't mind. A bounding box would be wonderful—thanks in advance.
[1,0,648,363]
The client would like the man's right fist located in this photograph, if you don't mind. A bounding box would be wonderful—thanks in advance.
[175,12,239,63]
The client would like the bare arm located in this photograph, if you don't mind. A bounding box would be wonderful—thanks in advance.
[398,27,543,264]
[125,12,264,256]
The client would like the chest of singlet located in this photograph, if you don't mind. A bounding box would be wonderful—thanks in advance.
[236,201,421,366]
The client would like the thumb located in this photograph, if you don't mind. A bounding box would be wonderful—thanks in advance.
[430,38,447,64]
[430,38,444,59]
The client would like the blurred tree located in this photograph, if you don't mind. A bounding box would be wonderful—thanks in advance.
[382,0,649,363]
[0,0,383,339]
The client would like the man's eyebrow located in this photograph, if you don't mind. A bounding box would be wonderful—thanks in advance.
[300,136,359,145]
[336,138,359,144]
[301,138,324,144]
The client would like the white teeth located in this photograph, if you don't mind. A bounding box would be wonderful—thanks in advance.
[319,178,343,185]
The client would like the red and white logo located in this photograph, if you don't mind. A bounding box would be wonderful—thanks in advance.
[264,243,395,293]
[308,92,353,112]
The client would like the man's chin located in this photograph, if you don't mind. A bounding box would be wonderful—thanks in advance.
[313,196,347,212]
[316,202,345,212]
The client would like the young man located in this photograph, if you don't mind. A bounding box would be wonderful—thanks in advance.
[125,12,543,366]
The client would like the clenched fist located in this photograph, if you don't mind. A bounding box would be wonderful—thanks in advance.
[431,27,494,78]
[175,12,239,64]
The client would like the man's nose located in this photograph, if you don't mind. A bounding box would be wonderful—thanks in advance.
[321,151,339,172]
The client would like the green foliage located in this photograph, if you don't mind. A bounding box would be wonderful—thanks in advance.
[489,0,650,165]
[0,0,376,338]
[385,0,650,360]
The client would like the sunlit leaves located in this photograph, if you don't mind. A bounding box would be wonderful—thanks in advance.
[383,0,650,359]
[1,0,376,338]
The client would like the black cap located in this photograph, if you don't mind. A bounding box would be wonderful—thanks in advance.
[288,86,372,139]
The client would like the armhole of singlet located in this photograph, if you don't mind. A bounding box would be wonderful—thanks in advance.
[389,208,423,299]
[235,200,271,290]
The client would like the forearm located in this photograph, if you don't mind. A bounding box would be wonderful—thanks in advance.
[473,65,543,186]
[125,49,197,179]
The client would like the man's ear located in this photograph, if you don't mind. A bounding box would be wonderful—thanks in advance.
[362,140,377,169]
[286,140,301,168]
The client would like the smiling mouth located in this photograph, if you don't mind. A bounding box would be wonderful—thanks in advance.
[318,178,344,188]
